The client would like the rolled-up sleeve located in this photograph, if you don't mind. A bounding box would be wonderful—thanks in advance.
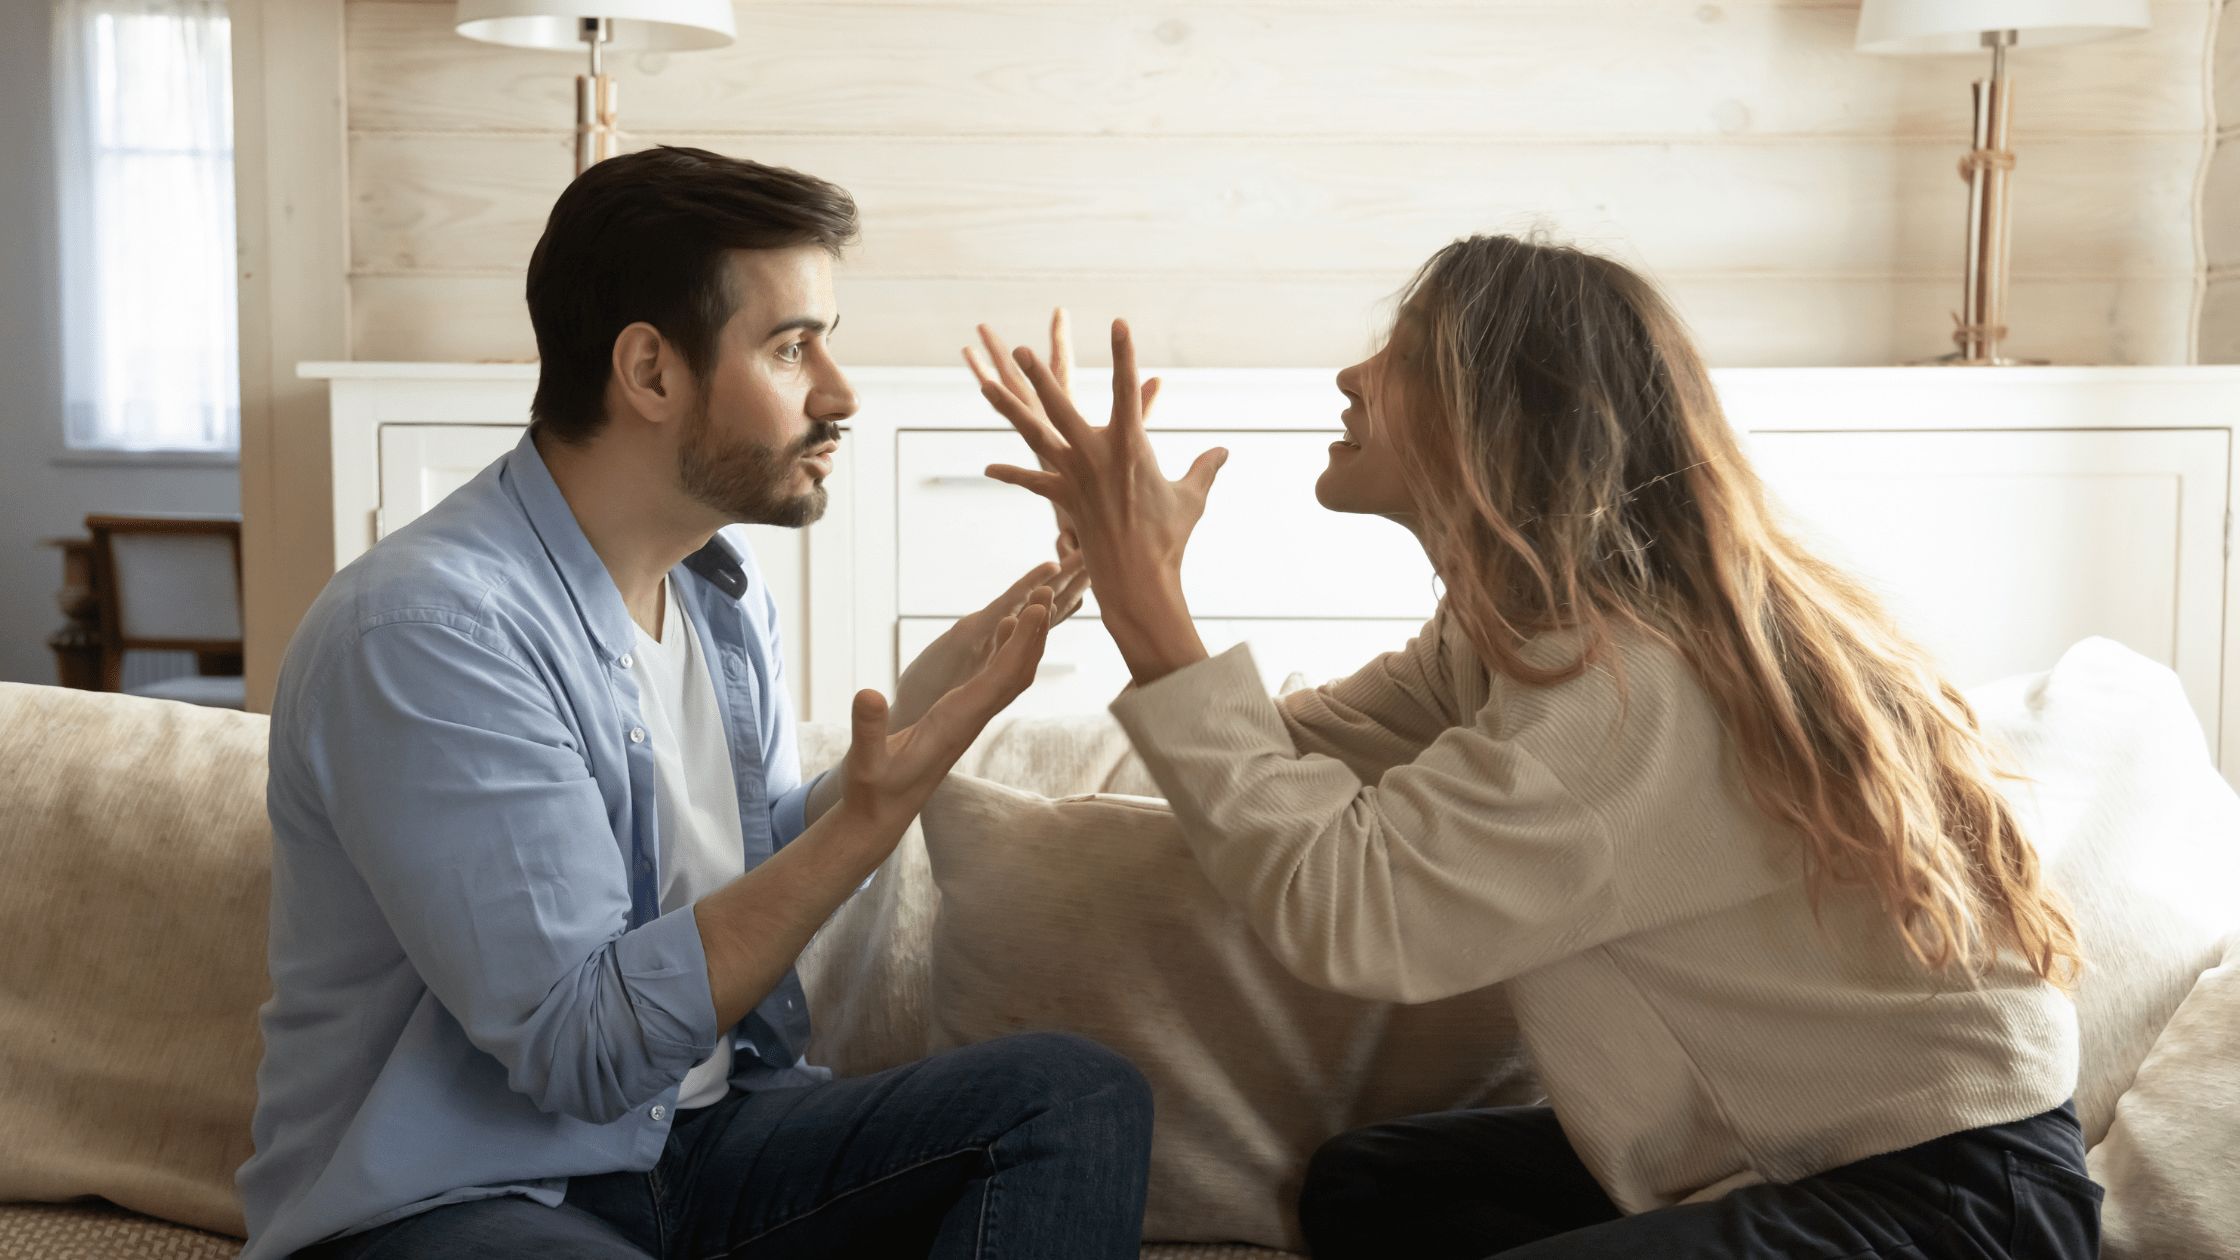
[305,613,717,1125]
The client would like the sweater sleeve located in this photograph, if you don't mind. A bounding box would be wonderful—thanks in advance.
[1275,610,1467,786]
[1111,641,1626,1003]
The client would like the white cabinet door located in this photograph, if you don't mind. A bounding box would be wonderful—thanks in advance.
[895,430,1436,620]
[1745,428,2228,737]
[377,424,522,535]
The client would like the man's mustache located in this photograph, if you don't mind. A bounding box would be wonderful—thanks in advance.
[790,420,843,455]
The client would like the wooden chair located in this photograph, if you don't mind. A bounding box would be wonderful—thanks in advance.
[85,514,245,709]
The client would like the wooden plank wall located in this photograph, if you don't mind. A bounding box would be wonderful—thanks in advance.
[2199,0,2236,362]
[347,0,2213,369]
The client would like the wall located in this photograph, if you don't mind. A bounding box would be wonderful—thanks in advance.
[0,0,240,689]
[2199,0,2238,360]
[344,0,2214,370]
[233,0,2220,706]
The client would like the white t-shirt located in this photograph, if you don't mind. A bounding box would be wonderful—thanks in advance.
[631,577,746,1109]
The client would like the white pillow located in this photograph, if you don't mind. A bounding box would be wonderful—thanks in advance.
[1967,637,2240,1146]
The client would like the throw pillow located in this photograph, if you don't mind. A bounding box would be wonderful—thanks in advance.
[1967,637,2240,1146]
[917,775,1536,1252]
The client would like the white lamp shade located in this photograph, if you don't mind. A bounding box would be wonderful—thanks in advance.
[456,0,735,53]
[1857,0,2149,54]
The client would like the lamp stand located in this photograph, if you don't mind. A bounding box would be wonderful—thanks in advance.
[574,17,618,176]
[1940,30,2044,365]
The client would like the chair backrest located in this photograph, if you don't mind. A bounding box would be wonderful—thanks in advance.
[85,515,243,691]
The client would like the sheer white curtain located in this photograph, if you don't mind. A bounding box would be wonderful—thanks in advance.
[53,0,238,452]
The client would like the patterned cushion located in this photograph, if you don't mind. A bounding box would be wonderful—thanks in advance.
[0,1202,241,1260]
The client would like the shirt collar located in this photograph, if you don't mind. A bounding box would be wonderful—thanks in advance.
[502,431,753,658]
[502,429,638,660]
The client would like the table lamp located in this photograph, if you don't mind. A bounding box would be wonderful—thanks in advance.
[456,0,736,176]
[1857,0,2149,364]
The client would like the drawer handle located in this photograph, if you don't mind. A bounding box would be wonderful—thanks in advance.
[923,474,1003,487]
[1034,662,1078,680]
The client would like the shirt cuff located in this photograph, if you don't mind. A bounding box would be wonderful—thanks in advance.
[614,903,721,1066]
[769,770,826,848]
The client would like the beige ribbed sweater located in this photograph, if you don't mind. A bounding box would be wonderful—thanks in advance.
[1108,607,2077,1213]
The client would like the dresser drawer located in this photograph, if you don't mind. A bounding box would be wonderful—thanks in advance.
[894,429,1438,620]
[899,615,1428,718]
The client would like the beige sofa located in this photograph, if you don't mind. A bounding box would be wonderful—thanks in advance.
[4,637,2240,1258]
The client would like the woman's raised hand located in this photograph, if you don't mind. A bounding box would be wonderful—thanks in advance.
[968,317,1224,685]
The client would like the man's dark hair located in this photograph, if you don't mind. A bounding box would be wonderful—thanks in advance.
[524,146,859,444]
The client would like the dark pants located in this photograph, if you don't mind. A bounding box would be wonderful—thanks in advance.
[297,1032,1154,1260]
[1299,1102,2102,1260]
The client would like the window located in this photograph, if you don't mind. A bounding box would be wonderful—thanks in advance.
[53,0,238,453]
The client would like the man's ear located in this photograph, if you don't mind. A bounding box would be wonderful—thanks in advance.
[609,321,691,427]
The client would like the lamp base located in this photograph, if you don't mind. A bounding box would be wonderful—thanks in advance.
[1906,350,2052,366]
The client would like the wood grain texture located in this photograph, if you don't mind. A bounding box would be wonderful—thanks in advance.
[238,0,352,714]
[349,132,2201,280]
[342,0,2213,368]
[350,271,2197,368]
[346,1,2208,141]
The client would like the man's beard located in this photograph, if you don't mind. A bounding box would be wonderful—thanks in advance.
[676,395,839,529]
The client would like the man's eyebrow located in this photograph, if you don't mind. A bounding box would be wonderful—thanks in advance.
[765,314,839,339]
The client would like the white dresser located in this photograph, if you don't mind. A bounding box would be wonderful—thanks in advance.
[304,362,2240,782]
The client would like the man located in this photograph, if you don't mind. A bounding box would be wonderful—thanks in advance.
[239,147,1153,1260]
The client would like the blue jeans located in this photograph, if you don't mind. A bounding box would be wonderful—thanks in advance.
[296,1032,1153,1260]
[1299,1101,2102,1259]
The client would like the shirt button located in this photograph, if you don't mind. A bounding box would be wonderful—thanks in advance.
[649,1104,666,1121]
[629,727,645,743]
[619,653,633,668]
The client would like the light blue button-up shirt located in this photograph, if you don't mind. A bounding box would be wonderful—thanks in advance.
[240,433,827,1260]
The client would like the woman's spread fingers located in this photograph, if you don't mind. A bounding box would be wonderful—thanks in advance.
[979,324,1038,401]
[1110,318,1143,435]
[1183,446,1231,497]
[977,381,1067,456]
[983,463,1069,501]
[962,344,1000,390]
[1050,307,1073,396]
[1139,375,1162,423]
[1013,347,1099,447]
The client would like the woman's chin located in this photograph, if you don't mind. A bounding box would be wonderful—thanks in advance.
[1315,472,1365,514]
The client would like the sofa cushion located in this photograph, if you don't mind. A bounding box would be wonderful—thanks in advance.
[2086,931,2240,1260]
[1965,638,2240,1149]
[915,775,1536,1252]
[0,683,271,1239]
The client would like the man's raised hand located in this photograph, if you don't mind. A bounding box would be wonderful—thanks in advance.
[836,586,1055,829]
[886,557,1087,732]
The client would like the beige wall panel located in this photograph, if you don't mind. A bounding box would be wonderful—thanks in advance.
[2199,277,2240,363]
[2217,0,2240,131]
[350,272,2194,370]
[346,1,2206,142]
[350,132,2201,281]
[2204,135,2240,270]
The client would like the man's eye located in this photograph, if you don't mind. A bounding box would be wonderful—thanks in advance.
[778,343,803,363]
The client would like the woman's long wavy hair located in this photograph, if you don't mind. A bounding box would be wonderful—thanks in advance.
[1393,234,2081,986]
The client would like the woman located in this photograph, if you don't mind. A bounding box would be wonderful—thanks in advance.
[964,236,2100,1259]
